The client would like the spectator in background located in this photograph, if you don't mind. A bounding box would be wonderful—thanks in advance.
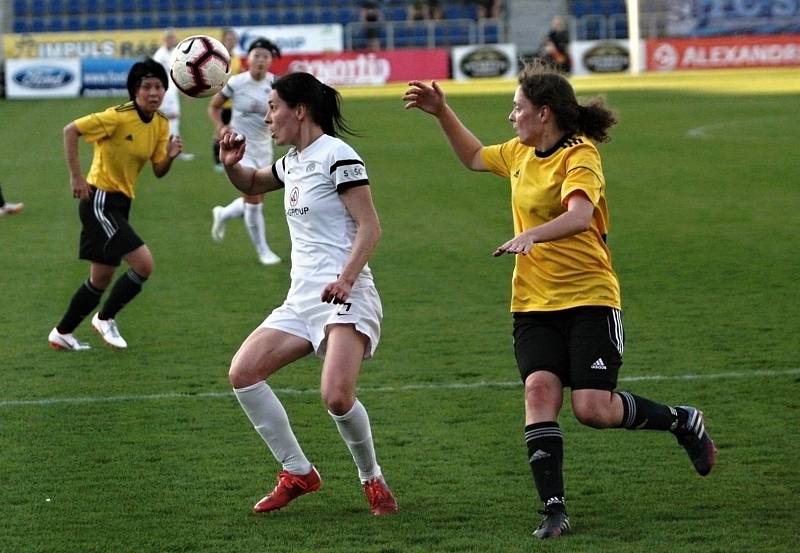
[464,0,502,20]
[360,0,384,51]
[0,184,23,217]
[213,28,243,172]
[408,0,441,20]
[153,28,194,161]
[540,15,571,74]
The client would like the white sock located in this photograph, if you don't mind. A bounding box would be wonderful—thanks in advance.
[234,381,313,475]
[243,201,271,256]
[330,399,381,482]
[219,197,245,221]
[169,118,180,137]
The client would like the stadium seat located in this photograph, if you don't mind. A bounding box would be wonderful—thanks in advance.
[138,0,152,10]
[84,15,100,30]
[385,6,405,21]
[103,14,120,30]
[31,18,46,32]
[66,15,82,30]
[31,0,45,16]
[12,20,28,33]
[227,10,245,26]
[301,9,318,24]
[47,18,65,32]
[100,0,118,13]
[192,12,210,26]
[120,0,137,13]
[156,12,174,28]
[175,13,190,27]
[192,0,209,11]
[281,10,298,25]
[337,7,356,24]
[48,0,64,15]
[13,0,27,17]
[84,0,98,14]
[319,8,335,24]
[263,11,280,25]
[65,0,81,14]
[121,14,138,29]
[140,13,154,28]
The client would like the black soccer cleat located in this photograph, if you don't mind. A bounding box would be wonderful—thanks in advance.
[674,406,718,476]
[533,502,571,539]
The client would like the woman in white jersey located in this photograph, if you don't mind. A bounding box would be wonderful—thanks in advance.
[218,71,399,516]
[208,38,282,266]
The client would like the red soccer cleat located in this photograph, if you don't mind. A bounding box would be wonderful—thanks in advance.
[253,467,322,513]
[363,476,399,516]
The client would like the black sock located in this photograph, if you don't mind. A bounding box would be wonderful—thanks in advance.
[99,269,147,320]
[57,279,104,333]
[213,139,221,164]
[525,422,565,505]
[0,184,6,207]
[616,391,679,431]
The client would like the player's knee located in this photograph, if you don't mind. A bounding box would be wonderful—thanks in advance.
[228,359,257,389]
[524,373,560,404]
[572,396,615,428]
[322,390,354,416]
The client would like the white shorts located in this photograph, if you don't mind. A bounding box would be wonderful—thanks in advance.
[240,140,272,170]
[261,279,382,360]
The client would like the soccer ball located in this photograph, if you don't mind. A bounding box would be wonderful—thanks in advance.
[169,35,231,98]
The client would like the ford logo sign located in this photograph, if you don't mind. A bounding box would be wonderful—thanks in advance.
[583,43,629,73]
[13,66,74,89]
[460,48,511,78]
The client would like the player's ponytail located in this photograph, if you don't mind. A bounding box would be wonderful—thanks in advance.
[273,72,356,138]
[518,59,617,143]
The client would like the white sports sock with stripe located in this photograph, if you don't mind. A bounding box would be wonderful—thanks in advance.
[234,381,312,475]
[329,399,381,483]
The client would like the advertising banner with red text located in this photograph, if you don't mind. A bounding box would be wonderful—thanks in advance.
[647,34,800,72]
[270,49,450,86]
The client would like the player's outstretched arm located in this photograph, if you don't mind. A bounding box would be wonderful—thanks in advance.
[220,132,281,195]
[403,80,487,172]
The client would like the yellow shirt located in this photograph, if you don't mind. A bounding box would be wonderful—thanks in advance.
[74,101,169,199]
[481,135,621,312]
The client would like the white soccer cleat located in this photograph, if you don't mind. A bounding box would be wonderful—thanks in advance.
[211,206,225,242]
[91,313,128,349]
[0,202,24,217]
[258,250,281,266]
[177,152,195,161]
[48,327,91,351]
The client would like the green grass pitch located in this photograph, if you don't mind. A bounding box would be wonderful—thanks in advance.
[1,69,798,552]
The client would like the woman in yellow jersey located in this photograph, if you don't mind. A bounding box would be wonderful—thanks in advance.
[48,58,183,351]
[403,61,717,540]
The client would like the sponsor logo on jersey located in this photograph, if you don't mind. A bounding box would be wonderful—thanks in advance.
[286,207,309,216]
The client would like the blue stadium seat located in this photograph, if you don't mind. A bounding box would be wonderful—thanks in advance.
[482,21,499,43]
[85,0,98,13]
[100,0,118,13]
[31,0,46,16]
[103,14,120,30]
[121,14,138,29]
[156,12,174,28]
[609,0,627,14]
[263,11,280,25]
[192,12,210,26]
[226,10,245,26]
[301,9,318,24]
[31,18,46,32]
[319,8,335,24]
[571,0,589,18]
[386,6,405,21]
[140,13,154,28]
[65,0,81,14]
[317,0,333,7]
[281,10,298,25]
[120,0,137,13]
[47,18,65,32]
[192,0,209,11]
[175,13,190,27]
[48,0,64,15]
[156,0,172,12]
[13,0,28,17]
[337,7,356,24]
[84,15,100,30]
[13,20,28,33]
[67,15,82,30]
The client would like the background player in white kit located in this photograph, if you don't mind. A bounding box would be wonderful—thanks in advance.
[218,71,399,516]
[152,28,194,161]
[208,37,281,266]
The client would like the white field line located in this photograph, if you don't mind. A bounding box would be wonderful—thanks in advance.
[1,368,798,408]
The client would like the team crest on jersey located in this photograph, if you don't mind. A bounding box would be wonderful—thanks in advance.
[306,163,316,172]
[289,186,300,207]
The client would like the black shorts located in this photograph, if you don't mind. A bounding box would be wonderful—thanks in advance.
[512,306,624,390]
[78,187,143,267]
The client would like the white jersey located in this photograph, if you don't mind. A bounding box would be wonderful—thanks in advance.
[273,134,373,286]
[221,71,273,167]
[153,45,180,118]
